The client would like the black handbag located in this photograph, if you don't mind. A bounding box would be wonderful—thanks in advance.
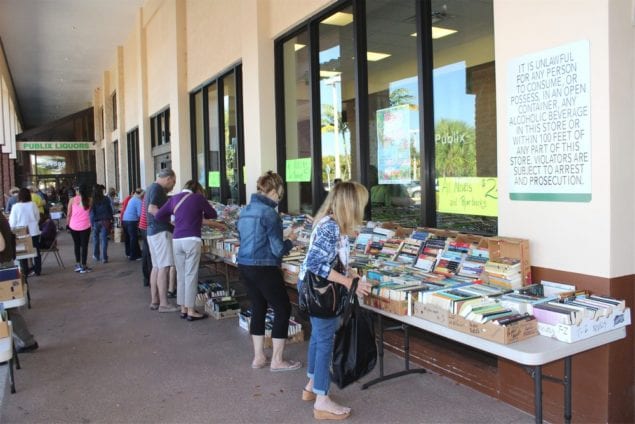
[331,278,377,389]
[298,255,350,318]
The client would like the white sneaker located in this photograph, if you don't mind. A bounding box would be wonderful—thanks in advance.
[80,267,93,274]
[74,264,82,272]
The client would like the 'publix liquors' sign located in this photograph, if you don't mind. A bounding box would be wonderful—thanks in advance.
[17,141,95,151]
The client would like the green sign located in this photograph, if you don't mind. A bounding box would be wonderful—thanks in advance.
[18,141,94,151]
[286,158,312,182]
[437,177,498,217]
[208,171,220,188]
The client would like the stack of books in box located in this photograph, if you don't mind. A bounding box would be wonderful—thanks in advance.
[239,308,304,347]
[484,257,522,289]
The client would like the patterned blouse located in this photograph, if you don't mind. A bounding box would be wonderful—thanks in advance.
[299,216,349,281]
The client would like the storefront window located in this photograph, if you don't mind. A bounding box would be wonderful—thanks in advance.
[282,30,312,215]
[276,0,497,234]
[319,6,357,193]
[207,84,221,202]
[193,90,205,187]
[222,73,239,204]
[188,66,243,204]
[366,0,420,227]
[432,0,497,234]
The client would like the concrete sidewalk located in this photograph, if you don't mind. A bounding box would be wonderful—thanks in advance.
[0,231,533,423]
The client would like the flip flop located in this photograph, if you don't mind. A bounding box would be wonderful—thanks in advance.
[270,360,302,372]
[251,358,271,369]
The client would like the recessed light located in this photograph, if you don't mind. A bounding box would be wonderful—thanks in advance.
[321,12,353,26]
[411,27,458,39]
[294,43,306,51]
[367,51,391,62]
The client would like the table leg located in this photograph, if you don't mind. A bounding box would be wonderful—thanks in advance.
[564,356,572,424]
[533,365,542,423]
[362,314,426,390]
[8,358,15,393]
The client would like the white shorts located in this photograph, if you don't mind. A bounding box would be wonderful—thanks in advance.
[147,231,174,268]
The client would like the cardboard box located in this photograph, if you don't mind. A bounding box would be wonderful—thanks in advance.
[0,321,9,339]
[487,237,531,286]
[15,236,33,254]
[210,308,241,320]
[412,302,537,344]
[412,302,450,326]
[537,308,631,343]
[448,313,538,344]
[363,294,409,316]
[0,278,24,301]
[12,227,28,237]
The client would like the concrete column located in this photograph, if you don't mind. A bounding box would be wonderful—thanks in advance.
[166,0,190,191]
[136,7,152,189]
[240,0,276,196]
[116,46,128,196]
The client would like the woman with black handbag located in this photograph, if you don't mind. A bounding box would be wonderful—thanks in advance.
[298,181,372,420]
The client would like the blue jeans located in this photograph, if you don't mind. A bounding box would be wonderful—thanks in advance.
[307,315,340,395]
[123,220,141,259]
[93,221,109,261]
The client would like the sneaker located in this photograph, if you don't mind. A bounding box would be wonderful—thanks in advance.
[102,259,108,264]
[74,264,82,272]
[92,255,100,261]
[80,267,93,274]
[27,270,37,277]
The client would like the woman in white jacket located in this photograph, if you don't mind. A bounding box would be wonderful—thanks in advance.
[9,187,41,276]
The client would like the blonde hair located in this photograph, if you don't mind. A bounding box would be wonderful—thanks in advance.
[313,181,368,236]
[257,171,284,197]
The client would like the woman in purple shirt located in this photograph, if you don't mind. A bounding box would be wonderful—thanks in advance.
[156,180,225,321]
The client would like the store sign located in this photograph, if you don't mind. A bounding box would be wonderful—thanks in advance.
[437,177,498,217]
[507,40,591,202]
[208,171,220,188]
[286,158,312,182]
[17,141,95,151]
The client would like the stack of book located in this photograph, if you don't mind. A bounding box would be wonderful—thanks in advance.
[378,238,404,260]
[414,236,446,272]
[484,257,522,289]
[394,237,423,265]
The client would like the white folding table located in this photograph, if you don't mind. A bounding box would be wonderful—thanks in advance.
[362,305,627,423]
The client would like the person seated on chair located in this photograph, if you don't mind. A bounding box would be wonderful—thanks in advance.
[39,211,57,250]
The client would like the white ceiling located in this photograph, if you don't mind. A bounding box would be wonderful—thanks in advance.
[0,0,144,130]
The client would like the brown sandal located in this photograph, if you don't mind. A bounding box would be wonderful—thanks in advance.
[313,408,351,420]
[302,389,316,401]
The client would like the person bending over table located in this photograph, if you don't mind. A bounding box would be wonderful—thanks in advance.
[236,171,301,372]
[155,180,224,321]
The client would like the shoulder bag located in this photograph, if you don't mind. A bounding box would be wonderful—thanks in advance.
[298,254,350,318]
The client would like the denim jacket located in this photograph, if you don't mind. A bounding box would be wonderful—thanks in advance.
[236,193,292,266]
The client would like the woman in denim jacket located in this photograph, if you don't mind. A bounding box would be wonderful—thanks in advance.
[90,184,114,263]
[237,171,301,372]
[298,181,371,420]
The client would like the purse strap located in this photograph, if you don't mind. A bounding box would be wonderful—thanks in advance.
[173,192,192,215]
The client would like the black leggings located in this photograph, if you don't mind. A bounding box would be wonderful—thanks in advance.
[70,228,91,266]
[238,265,291,339]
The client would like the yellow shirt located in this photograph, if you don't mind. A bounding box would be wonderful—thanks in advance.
[31,193,44,215]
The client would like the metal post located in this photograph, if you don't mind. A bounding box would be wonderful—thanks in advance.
[533,365,542,423]
[564,357,572,424]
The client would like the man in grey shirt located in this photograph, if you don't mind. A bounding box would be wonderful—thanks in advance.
[145,169,178,312]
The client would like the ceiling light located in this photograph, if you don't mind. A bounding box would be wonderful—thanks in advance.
[367,51,391,62]
[320,70,341,78]
[410,26,458,40]
[321,12,353,26]
[432,27,457,39]
[294,43,306,51]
